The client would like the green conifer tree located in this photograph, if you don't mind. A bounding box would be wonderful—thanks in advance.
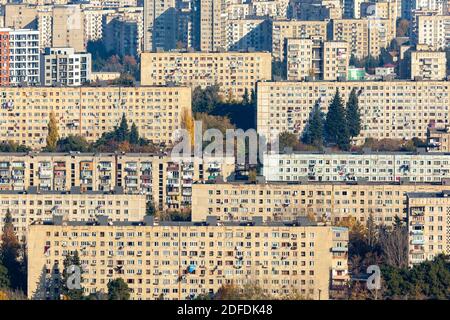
[324,89,350,150]
[346,88,361,138]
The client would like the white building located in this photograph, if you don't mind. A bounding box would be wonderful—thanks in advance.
[262,151,450,183]
[0,28,40,86]
[41,47,91,86]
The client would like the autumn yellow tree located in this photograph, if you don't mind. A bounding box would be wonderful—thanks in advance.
[46,112,59,151]
[181,108,195,148]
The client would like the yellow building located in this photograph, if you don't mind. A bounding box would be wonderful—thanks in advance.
[140,51,272,101]
[257,80,450,144]
[411,50,447,80]
[27,215,348,300]
[271,20,329,62]
[331,18,394,59]
[0,187,146,242]
[427,126,450,152]
[191,180,447,225]
[407,191,450,266]
[0,153,235,212]
[0,86,191,149]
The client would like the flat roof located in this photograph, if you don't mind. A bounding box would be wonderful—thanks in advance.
[0,186,138,196]
[34,216,322,228]
[407,190,450,198]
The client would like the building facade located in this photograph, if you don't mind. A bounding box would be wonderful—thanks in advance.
[27,216,348,300]
[0,28,40,86]
[0,86,191,148]
[41,47,91,86]
[285,39,349,81]
[410,50,447,80]
[262,151,450,183]
[271,20,329,62]
[407,191,450,266]
[140,51,271,100]
[257,81,450,144]
[0,188,146,242]
[191,180,447,225]
[0,153,235,212]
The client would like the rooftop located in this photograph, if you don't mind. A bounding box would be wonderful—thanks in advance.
[0,186,136,196]
[33,215,324,228]
[407,190,450,198]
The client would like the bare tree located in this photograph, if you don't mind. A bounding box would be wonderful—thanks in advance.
[378,223,408,269]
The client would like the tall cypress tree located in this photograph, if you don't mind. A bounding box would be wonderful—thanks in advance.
[129,123,139,145]
[46,112,59,152]
[302,102,324,147]
[325,89,350,150]
[115,114,129,142]
[242,88,250,105]
[346,88,361,138]
[0,209,23,291]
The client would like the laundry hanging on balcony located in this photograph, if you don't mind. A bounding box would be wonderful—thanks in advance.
[187,264,196,273]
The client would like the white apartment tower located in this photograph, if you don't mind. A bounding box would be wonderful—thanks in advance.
[0,28,40,86]
[41,47,91,86]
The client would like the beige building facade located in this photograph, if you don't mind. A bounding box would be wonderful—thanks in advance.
[191,180,447,225]
[271,20,329,62]
[410,50,447,80]
[257,81,450,144]
[407,191,450,266]
[140,51,271,100]
[0,86,191,148]
[0,188,146,242]
[0,153,235,212]
[285,39,349,81]
[27,216,348,300]
[427,126,450,152]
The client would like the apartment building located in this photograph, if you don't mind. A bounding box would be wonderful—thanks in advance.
[143,0,177,52]
[415,14,450,50]
[191,179,447,225]
[322,41,350,80]
[3,4,38,30]
[271,20,329,62]
[331,19,368,59]
[140,51,271,100]
[427,126,450,152]
[0,187,146,242]
[41,47,91,86]
[27,215,348,300]
[226,18,272,52]
[285,39,349,81]
[83,8,116,43]
[51,5,85,52]
[197,0,227,52]
[331,18,394,59]
[0,86,191,148]
[0,153,235,212]
[262,151,450,183]
[410,50,447,80]
[256,81,450,144]
[37,6,53,49]
[0,28,40,86]
[251,0,290,18]
[407,191,450,266]
[292,0,343,20]
[104,6,144,57]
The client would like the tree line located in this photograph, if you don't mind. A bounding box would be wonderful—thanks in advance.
[44,113,159,153]
[280,88,361,151]
[341,214,450,300]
